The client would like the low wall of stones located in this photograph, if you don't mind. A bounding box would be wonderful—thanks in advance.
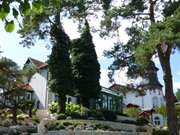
[116,115,137,122]
[32,130,151,135]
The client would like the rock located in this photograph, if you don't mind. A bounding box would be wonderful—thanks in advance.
[8,126,20,135]
[66,125,74,130]
[87,117,95,120]
[1,119,12,127]
[0,126,8,134]
[66,116,72,120]
[37,118,49,133]
[74,125,84,130]
[85,126,94,130]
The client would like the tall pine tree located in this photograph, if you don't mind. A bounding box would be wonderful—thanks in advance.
[48,19,73,113]
[71,21,101,108]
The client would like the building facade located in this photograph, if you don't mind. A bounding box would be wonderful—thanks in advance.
[25,58,122,112]
[25,58,165,126]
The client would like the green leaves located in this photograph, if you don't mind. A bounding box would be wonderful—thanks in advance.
[32,1,44,14]
[5,20,15,32]
[13,8,19,19]
[0,5,9,19]
[19,0,31,16]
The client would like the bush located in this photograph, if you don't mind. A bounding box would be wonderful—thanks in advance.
[124,108,140,117]
[49,102,58,114]
[71,112,81,119]
[65,102,81,116]
[101,110,117,121]
[17,114,29,120]
[57,113,67,120]
[32,116,40,123]
[45,121,57,130]
[88,109,104,120]
[137,117,149,126]
[152,130,169,135]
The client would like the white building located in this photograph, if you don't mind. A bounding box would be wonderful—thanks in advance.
[25,57,76,109]
[25,58,166,126]
[109,61,166,127]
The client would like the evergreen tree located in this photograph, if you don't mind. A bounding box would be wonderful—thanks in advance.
[0,57,34,124]
[71,21,101,108]
[48,21,73,113]
[102,1,180,134]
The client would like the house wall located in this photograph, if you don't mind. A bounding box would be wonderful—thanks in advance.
[123,88,165,127]
[30,68,77,109]
[124,89,165,109]
[30,68,48,109]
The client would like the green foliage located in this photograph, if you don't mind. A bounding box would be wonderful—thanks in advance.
[65,102,82,116]
[71,21,101,107]
[57,113,67,120]
[101,110,117,121]
[32,116,40,123]
[22,64,37,82]
[49,102,58,114]
[124,108,140,118]
[176,89,180,101]
[4,20,15,32]
[155,104,167,117]
[152,130,170,135]
[46,120,114,131]
[48,24,73,113]
[0,0,34,32]
[136,117,149,126]
[0,57,36,124]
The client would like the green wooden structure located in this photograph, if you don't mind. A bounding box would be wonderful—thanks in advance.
[93,87,123,113]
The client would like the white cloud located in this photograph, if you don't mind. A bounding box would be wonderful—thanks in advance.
[100,69,112,88]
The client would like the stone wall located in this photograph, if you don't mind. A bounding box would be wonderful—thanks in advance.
[32,130,151,135]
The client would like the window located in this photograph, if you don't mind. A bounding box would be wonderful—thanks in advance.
[102,94,108,109]
[152,96,159,108]
[154,116,160,125]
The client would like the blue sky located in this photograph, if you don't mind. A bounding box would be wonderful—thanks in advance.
[0,20,180,93]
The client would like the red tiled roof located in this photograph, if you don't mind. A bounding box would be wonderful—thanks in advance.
[126,103,139,108]
[109,83,136,93]
[139,109,155,116]
[29,57,46,68]
[17,83,33,92]
[38,63,48,69]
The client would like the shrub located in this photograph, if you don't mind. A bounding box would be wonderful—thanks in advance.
[88,109,104,120]
[65,102,81,116]
[71,112,81,119]
[124,108,140,118]
[17,114,29,120]
[49,102,58,114]
[32,116,40,123]
[152,130,169,135]
[45,121,57,130]
[57,113,67,120]
[101,110,117,121]
[137,117,149,126]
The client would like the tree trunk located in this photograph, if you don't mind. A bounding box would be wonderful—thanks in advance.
[163,64,178,135]
[58,94,66,113]
[28,104,33,118]
[81,97,89,108]
[157,47,178,135]
[12,108,17,125]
